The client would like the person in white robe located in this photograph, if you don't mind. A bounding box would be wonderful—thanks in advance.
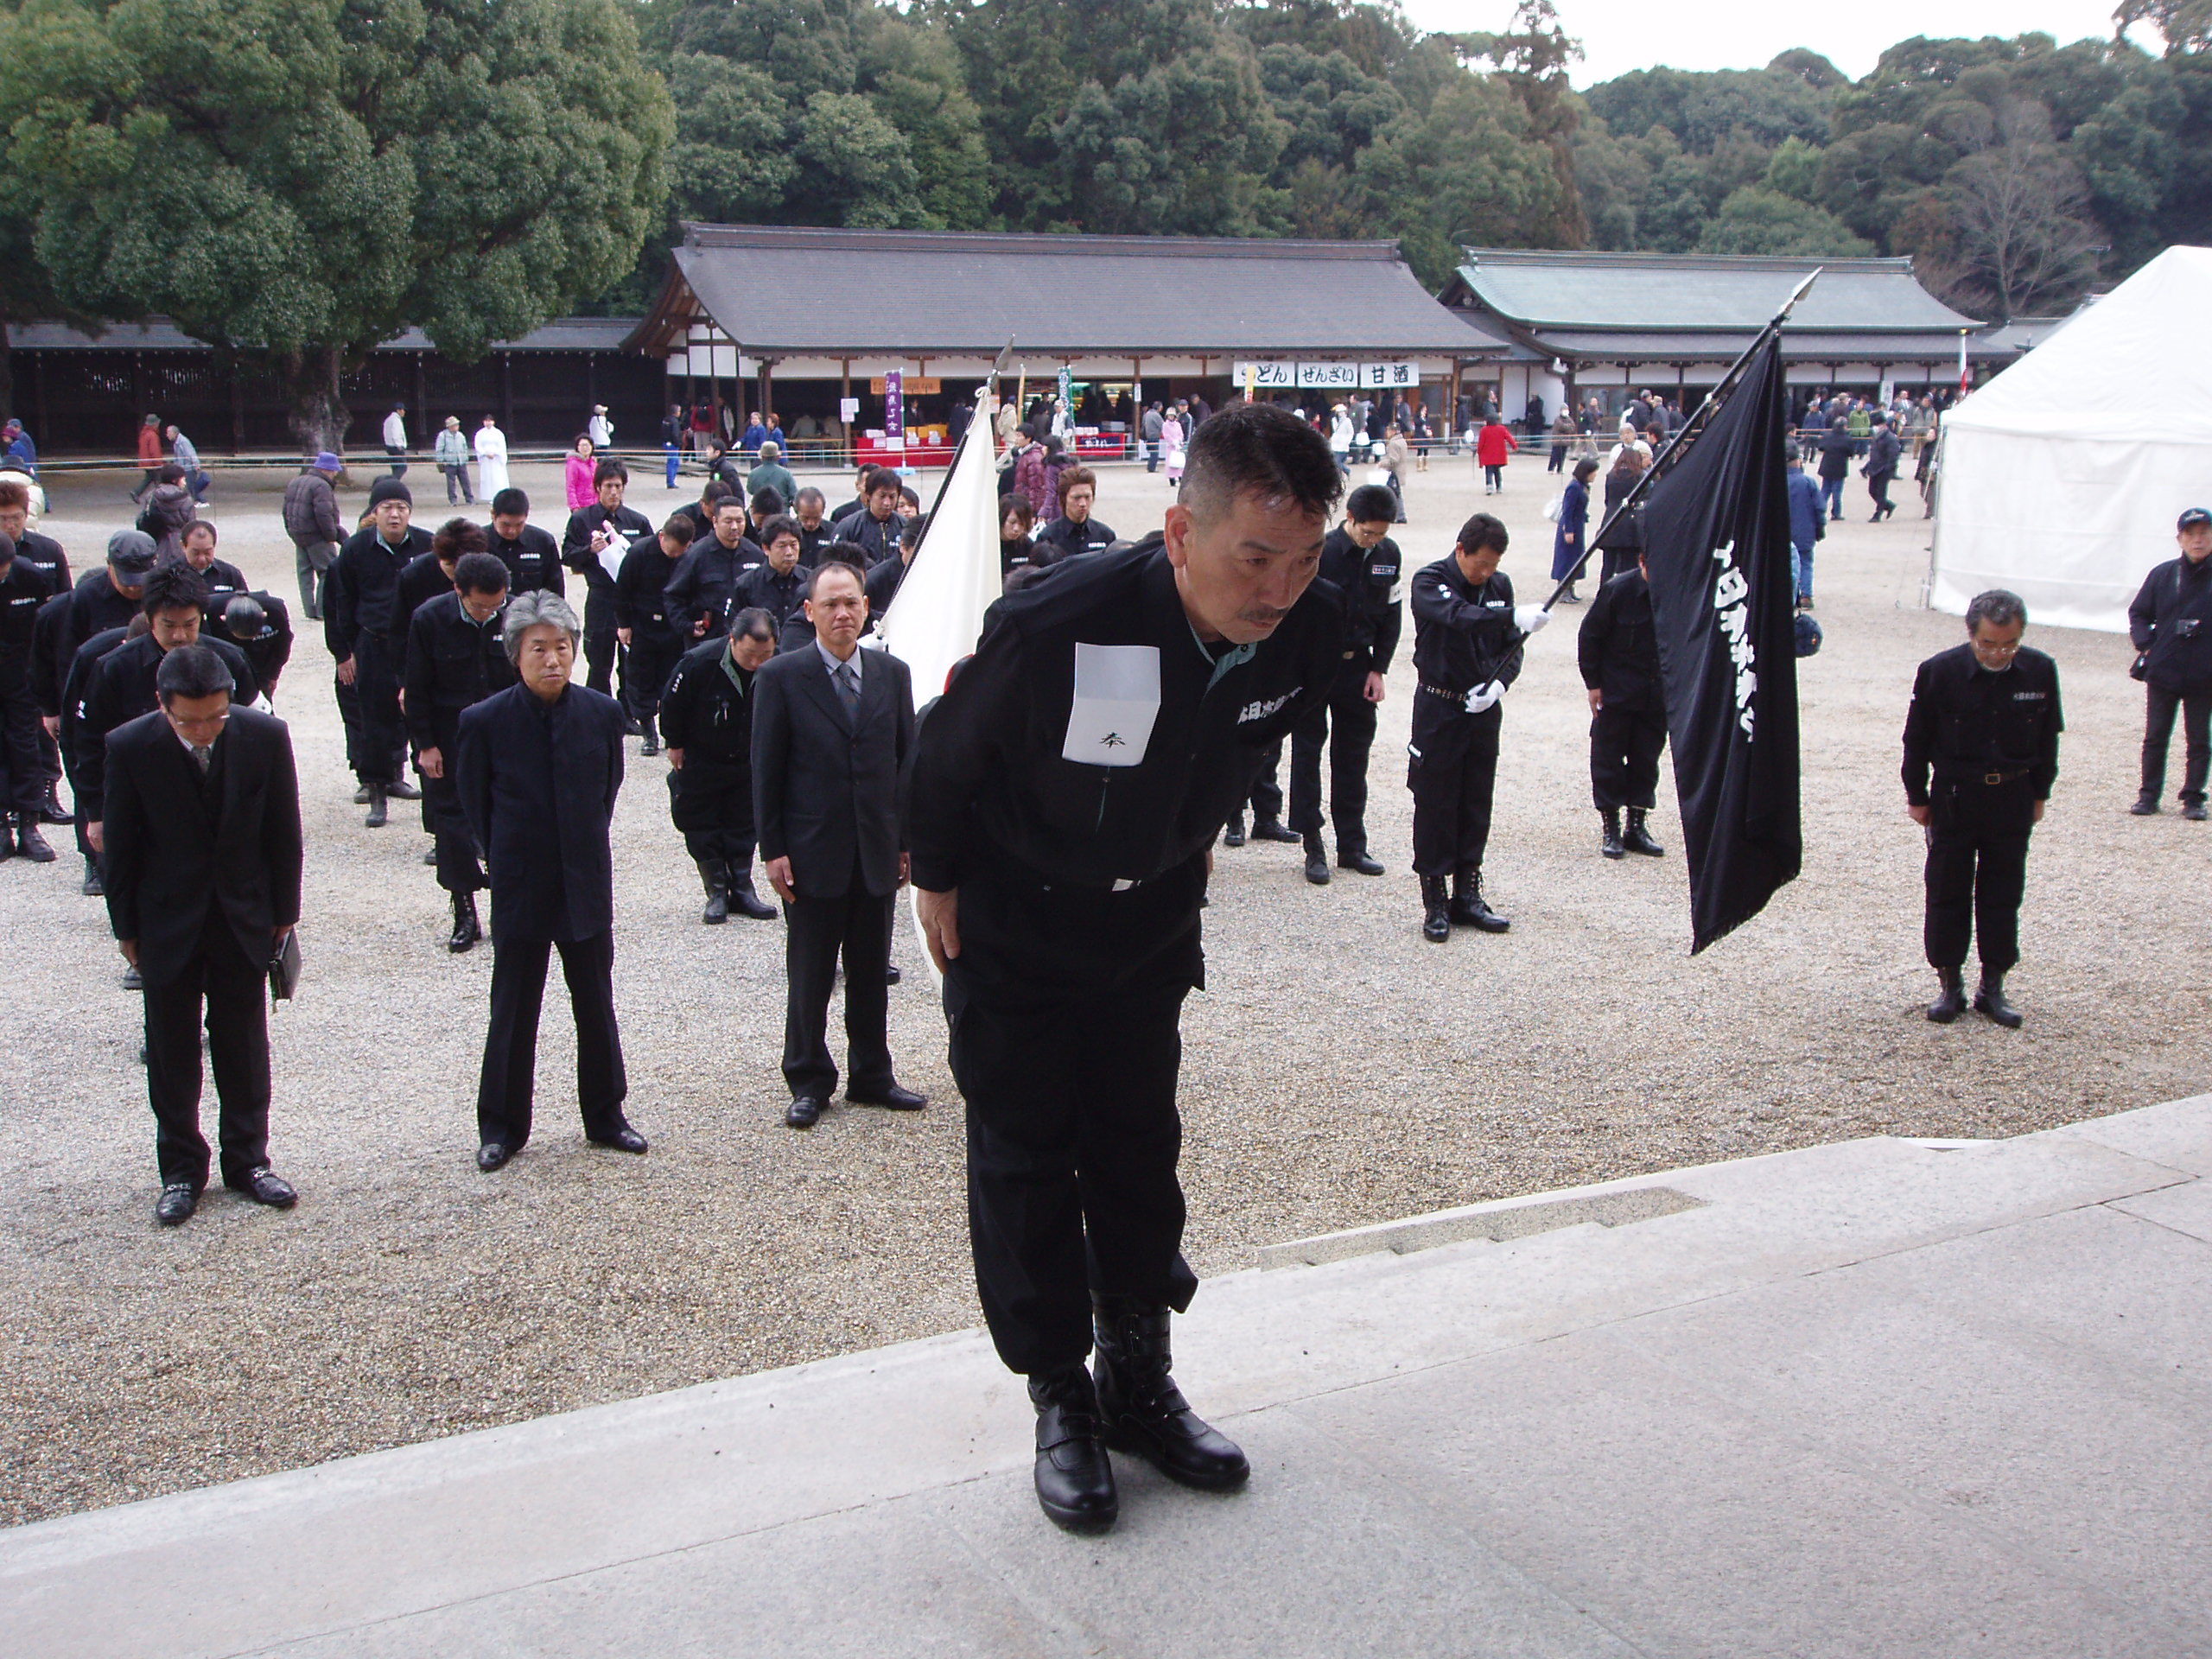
[474,416,510,497]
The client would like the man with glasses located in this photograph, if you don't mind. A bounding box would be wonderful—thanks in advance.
[1902,588,2063,1028]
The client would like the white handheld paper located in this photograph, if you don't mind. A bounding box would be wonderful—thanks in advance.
[1063,643,1160,767]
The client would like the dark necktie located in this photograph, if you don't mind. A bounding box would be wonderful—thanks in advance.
[192,744,212,777]
[835,660,861,717]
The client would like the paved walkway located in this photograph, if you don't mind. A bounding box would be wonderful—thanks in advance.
[7,1098,2209,1657]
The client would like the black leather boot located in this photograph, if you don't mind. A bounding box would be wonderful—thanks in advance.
[1028,1364,1118,1533]
[40,784,72,825]
[1926,966,1966,1024]
[1222,811,1246,848]
[700,859,728,925]
[1974,972,2023,1028]
[81,855,104,896]
[15,819,55,862]
[728,861,778,919]
[1601,809,1624,860]
[1623,808,1664,856]
[1451,867,1510,931]
[1251,817,1300,843]
[1301,830,1331,885]
[641,718,661,757]
[364,784,389,829]
[1420,873,1451,943]
[1337,842,1384,875]
[447,892,481,954]
[1091,1298,1249,1491]
[386,776,422,802]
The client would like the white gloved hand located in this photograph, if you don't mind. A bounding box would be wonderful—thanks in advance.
[1514,604,1551,635]
[1464,681,1503,715]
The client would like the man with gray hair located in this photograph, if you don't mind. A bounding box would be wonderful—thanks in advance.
[1902,588,2063,1028]
[456,589,644,1170]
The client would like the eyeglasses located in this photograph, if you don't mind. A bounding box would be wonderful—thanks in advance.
[1974,641,2022,657]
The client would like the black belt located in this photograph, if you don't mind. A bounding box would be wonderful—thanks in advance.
[1420,683,1469,701]
[1942,768,2030,785]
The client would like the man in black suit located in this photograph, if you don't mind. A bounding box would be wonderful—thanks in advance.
[102,645,302,1225]
[457,589,647,1170]
[752,563,922,1129]
[327,475,431,826]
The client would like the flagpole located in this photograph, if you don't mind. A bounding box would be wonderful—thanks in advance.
[1541,269,1821,611]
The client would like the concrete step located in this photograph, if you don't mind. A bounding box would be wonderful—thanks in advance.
[5,1097,2210,1658]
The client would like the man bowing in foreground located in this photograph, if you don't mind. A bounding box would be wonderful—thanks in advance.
[907,404,1342,1534]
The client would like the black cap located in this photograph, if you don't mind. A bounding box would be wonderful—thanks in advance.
[107,530,159,574]
[2179,507,2211,531]
[368,475,412,509]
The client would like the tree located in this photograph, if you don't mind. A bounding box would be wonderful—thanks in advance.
[1695,187,1873,256]
[1930,99,2104,315]
[2,0,671,454]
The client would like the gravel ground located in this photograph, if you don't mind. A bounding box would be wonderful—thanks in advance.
[3,450,2203,1529]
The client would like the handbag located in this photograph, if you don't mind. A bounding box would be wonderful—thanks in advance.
[1541,493,1563,523]
[269,928,302,1001]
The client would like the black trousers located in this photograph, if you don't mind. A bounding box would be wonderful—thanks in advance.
[1241,739,1283,823]
[2139,683,2212,804]
[1923,777,2036,974]
[421,770,484,893]
[1599,543,1640,584]
[341,631,406,785]
[669,762,753,868]
[1288,660,1378,849]
[626,632,683,728]
[781,868,895,1099]
[1590,700,1668,811]
[0,673,42,816]
[476,931,628,1148]
[1408,696,1501,876]
[1868,469,1894,514]
[143,913,270,1191]
[948,859,1205,1376]
[581,586,623,701]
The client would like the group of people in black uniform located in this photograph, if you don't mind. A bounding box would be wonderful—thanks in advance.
[2,399,2166,1544]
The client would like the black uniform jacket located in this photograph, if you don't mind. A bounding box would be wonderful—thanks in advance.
[1409,557,1525,698]
[1901,642,2063,806]
[1577,570,1662,711]
[102,704,302,988]
[0,554,56,681]
[665,535,764,639]
[1032,514,1116,564]
[10,531,68,594]
[48,572,139,709]
[736,561,812,630]
[658,639,757,786]
[1314,527,1402,673]
[750,643,913,901]
[169,555,247,598]
[613,537,684,635]
[202,591,295,696]
[80,633,258,822]
[60,625,129,776]
[907,535,1341,895]
[327,526,434,658]
[2126,554,2212,691]
[560,504,653,601]
[830,508,905,567]
[490,524,564,597]
[404,590,514,753]
[396,551,454,631]
[457,682,626,944]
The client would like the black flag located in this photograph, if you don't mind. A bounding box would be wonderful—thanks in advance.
[1640,334,1801,953]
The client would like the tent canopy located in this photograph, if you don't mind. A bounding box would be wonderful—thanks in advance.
[1931,246,2212,634]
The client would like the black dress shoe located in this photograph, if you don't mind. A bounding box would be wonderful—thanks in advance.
[1222,814,1246,848]
[1250,817,1300,843]
[847,1082,925,1110]
[1301,832,1331,884]
[229,1166,298,1207]
[2129,792,2159,815]
[1091,1299,1249,1491]
[353,782,372,805]
[1029,1365,1118,1534]
[886,963,902,985]
[155,1183,198,1225]
[1926,967,1966,1024]
[476,1141,513,1172]
[589,1125,649,1154]
[1337,848,1384,875]
[2187,803,2209,823]
[785,1096,825,1129]
[1974,974,2023,1029]
[122,963,143,990]
[385,777,422,802]
[621,715,645,738]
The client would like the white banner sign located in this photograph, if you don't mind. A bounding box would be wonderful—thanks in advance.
[1362,360,1420,390]
[1234,361,1297,390]
[1297,362,1360,390]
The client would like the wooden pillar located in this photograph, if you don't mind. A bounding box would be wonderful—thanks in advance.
[413,353,427,435]
[759,360,773,425]
[229,357,245,454]
[500,352,513,433]
[35,351,50,449]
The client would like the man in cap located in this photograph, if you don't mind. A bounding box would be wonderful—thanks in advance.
[281,453,344,623]
[51,532,156,705]
[2126,507,2212,819]
[327,475,431,825]
[1904,588,2061,1028]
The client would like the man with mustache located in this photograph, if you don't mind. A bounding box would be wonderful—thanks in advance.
[906,403,1343,1535]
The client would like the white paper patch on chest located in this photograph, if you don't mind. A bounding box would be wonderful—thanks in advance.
[1064,643,1160,767]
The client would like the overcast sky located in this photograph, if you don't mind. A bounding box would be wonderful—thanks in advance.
[1401,1,2143,89]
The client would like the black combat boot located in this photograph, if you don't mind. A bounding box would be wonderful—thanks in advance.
[387,776,421,802]
[1250,817,1300,843]
[40,784,72,825]
[1451,866,1510,931]
[15,818,55,862]
[81,855,104,896]
[640,717,661,758]
[699,859,729,925]
[1222,812,1247,848]
[1091,1297,1249,1492]
[1337,841,1384,876]
[447,892,481,954]
[1623,808,1664,856]
[1926,966,1966,1024]
[364,784,388,829]
[1028,1364,1117,1534]
[1420,873,1452,943]
[1301,830,1331,885]
[1601,808,1625,860]
[1974,972,2023,1028]
[728,861,779,919]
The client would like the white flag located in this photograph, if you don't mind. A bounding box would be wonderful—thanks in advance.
[873,389,1003,709]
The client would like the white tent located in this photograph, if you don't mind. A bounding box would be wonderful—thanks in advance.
[1931,245,2212,633]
